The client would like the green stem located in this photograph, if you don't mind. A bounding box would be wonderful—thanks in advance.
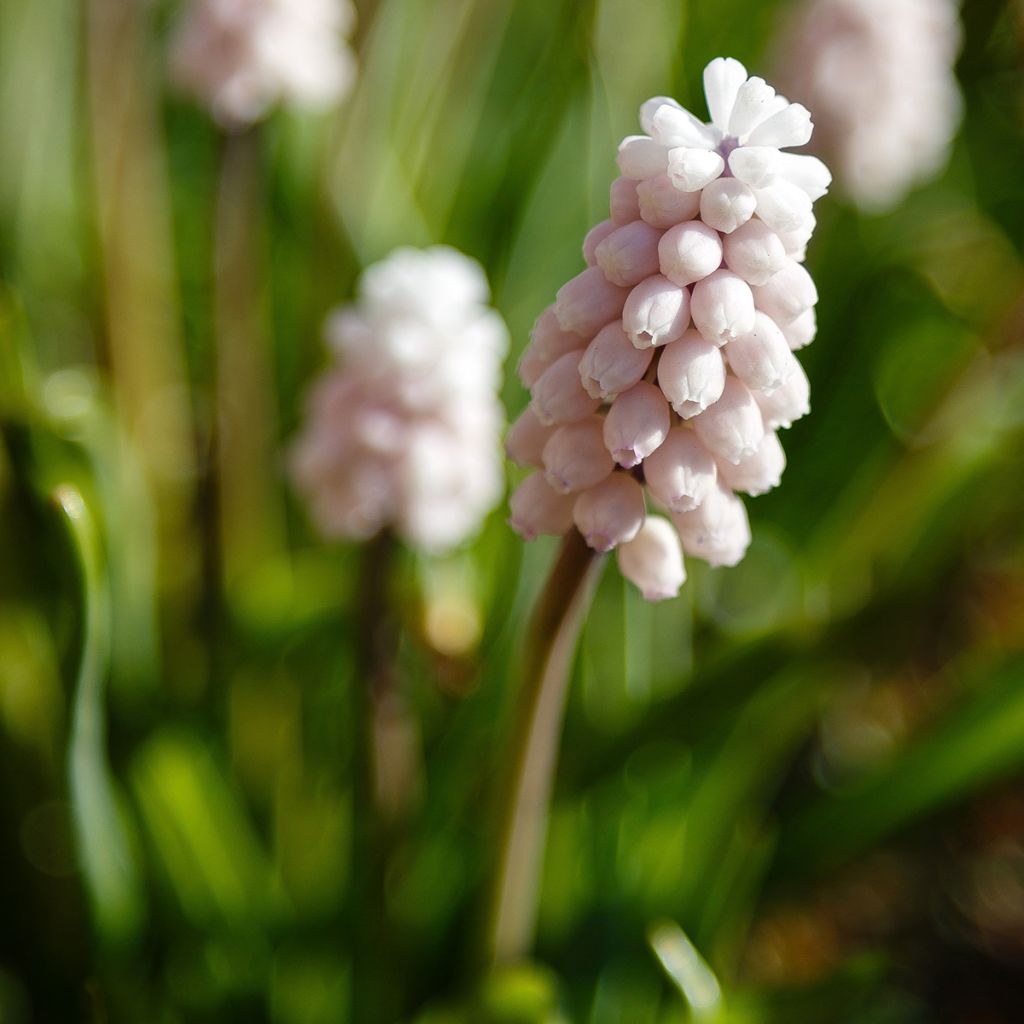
[214,127,288,592]
[351,531,405,1023]
[487,529,604,965]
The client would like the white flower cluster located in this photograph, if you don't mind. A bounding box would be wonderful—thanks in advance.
[291,247,508,553]
[508,58,828,602]
[170,0,357,128]
[774,0,962,210]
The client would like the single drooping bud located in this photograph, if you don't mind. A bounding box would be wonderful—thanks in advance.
[617,516,687,600]
[542,417,614,494]
[578,323,653,400]
[622,275,692,349]
[509,473,576,540]
[507,57,829,600]
[690,270,757,345]
[657,330,727,418]
[692,376,765,465]
[572,473,645,552]
[602,382,670,468]
[170,0,357,128]
[291,246,507,553]
[531,351,600,425]
[673,483,751,567]
[658,221,723,287]
[772,0,962,210]
[505,406,552,469]
[644,427,717,512]
[717,430,786,496]
[726,311,798,394]
[595,221,664,287]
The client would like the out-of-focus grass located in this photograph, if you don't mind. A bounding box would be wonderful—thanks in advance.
[0,0,1023,1021]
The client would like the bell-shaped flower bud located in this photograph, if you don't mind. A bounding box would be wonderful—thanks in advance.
[726,311,799,393]
[573,472,645,552]
[752,179,813,234]
[542,416,614,494]
[531,350,600,425]
[666,146,725,191]
[617,515,687,601]
[602,381,670,468]
[700,178,757,234]
[609,176,642,225]
[643,426,717,512]
[637,173,702,229]
[506,405,553,468]
[692,375,764,464]
[622,275,690,349]
[657,329,726,418]
[595,220,664,287]
[658,220,723,287]
[509,472,575,540]
[583,220,617,266]
[617,135,669,179]
[555,266,630,337]
[778,213,815,262]
[722,218,787,286]
[531,306,588,362]
[728,145,779,188]
[578,322,653,400]
[717,430,786,496]
[751,259,818,324]
[690,269,756,345]
[673,483,751,567]
[782,308,817,350]
[754,362,810,429]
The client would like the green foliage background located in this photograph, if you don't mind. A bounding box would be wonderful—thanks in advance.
[0,0,1023,1021]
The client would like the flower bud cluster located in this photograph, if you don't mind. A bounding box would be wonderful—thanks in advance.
[171,0,357,128]
[508,58,828,601]
[291,247,508,553]
[773,0,962,210]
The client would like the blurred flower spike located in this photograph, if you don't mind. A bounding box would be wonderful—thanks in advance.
[170,0,357,128]
[774,0,962,210]
[291,247,509,553]
[508,57,829,601]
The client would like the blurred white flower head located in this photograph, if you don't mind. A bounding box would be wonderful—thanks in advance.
[170,0,357,128]
[509,58,829,601]
[291,247,508,553]
[773,0,963,210]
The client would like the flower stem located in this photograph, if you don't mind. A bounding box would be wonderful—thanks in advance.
[351,531,409,1023]
[214,127,288,592]
[487,528,604,965]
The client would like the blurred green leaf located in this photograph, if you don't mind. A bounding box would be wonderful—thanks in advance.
[55,483,144,943]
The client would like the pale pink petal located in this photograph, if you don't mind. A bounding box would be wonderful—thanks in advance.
[703,57,749,134]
